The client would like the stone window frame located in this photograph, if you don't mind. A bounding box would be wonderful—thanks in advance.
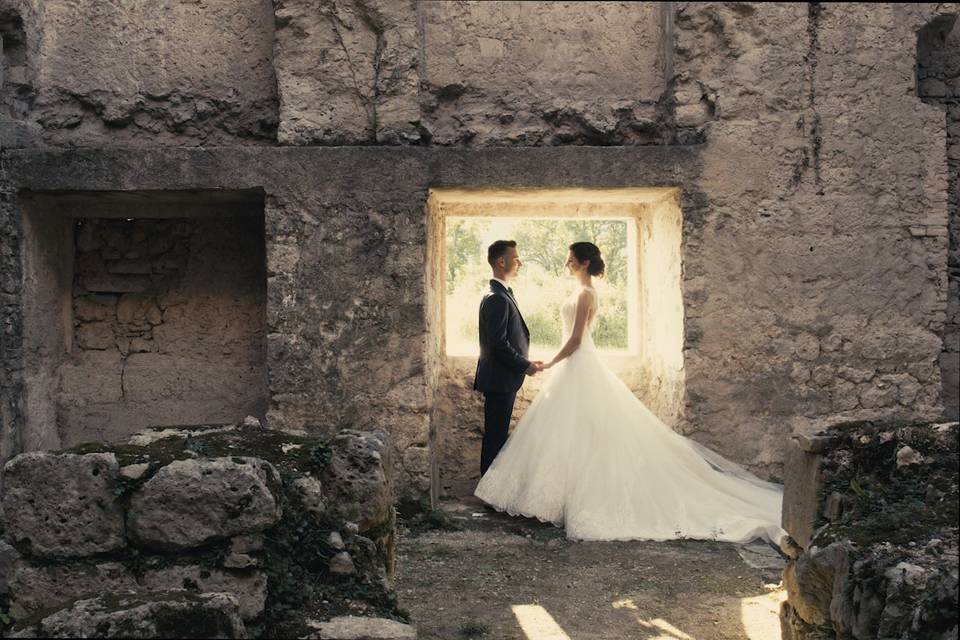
[425,186,687,422]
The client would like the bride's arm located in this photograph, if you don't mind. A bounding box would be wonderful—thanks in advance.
[545,290,593,368]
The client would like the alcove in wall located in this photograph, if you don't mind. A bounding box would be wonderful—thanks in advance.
[19,190,267,450]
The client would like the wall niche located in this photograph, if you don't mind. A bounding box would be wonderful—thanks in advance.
[20,190,267,449]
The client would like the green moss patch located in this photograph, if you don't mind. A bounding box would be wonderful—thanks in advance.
[812,421,958,549]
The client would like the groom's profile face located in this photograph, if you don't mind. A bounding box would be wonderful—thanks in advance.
[501,247,522,279]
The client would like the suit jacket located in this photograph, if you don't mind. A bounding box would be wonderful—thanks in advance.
[474,280,531,394]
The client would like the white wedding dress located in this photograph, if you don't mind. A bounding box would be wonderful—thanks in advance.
[475,284,785,543]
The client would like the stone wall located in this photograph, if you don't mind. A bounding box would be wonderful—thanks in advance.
[0,152,22,480]
[0,0,40,125]
[4,0,278,145]
[60,215,268,446]
[273,1,669,145]
[0,421,404,638]
[670,3,954,476]
[3,147,708,499]
[0,2,957,500]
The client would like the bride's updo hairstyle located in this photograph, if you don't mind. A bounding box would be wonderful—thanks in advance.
[569,241,605,277]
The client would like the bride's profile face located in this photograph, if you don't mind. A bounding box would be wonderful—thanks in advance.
[564,250,585,276]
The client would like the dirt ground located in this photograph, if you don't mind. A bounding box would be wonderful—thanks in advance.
[395,497,786,640]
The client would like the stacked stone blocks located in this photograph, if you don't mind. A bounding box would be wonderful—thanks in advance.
[0,421,404,638]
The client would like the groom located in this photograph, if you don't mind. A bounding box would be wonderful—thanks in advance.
[474,240,543,476]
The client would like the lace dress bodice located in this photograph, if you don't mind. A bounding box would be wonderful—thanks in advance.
[560,285,598,347]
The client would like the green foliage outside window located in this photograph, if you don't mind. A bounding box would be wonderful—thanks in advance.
[446,218,631,355]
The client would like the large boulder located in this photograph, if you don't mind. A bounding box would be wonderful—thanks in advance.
[127,457,281,550]
[6,560,138,618]
[782,541,852,627]
[323,430,393,533]
[8,590,246,639]
[1,452,126,558]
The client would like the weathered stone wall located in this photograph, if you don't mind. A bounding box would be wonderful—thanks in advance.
[0,421,404,638]
[12,192,269,453]
[417,1,668,145]
[0,153,22,479]
[0,0,40,493]
[60,215,268,446]
[273,1,669,145]
[0,2,957,500]
[28,0,277,145]
[671,3,954,477]
[918,14,960,420]
[2,147,707,500]
[0,0,41,124]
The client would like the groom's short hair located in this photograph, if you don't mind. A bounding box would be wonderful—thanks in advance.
[487,240,517,268]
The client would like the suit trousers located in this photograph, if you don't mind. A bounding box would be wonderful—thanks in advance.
[481,391,517,476]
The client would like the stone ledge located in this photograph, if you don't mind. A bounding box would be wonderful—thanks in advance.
[8,590,246,639]
[7,560,138,619]
[304,615,416,640]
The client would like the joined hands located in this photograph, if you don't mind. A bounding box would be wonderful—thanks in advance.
[525,360,552,376]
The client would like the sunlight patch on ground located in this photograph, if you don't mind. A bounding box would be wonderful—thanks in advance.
[614,599,695,640]
[511,604,573,640]
[740,588,786,640]
[612,597,638,610]
[636,618,695,639]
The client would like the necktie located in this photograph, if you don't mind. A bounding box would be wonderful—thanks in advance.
[507,287,514,296]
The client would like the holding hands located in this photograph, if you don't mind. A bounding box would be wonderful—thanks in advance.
[525,361,546,376]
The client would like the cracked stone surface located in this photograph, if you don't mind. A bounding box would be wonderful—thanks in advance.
[140,565,268,621]
[273,0,420,145]
[7,591,247,639]
[32,0,278,145]
[7,560,138,619]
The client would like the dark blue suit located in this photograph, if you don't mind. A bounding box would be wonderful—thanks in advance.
[474,280,531,475]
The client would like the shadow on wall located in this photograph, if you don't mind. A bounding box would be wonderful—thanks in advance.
[916,12,960,421]
[0,6,36,121]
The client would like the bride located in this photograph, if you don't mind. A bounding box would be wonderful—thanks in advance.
[474,241,785,544]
